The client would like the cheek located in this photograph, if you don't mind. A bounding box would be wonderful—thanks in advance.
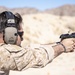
[16,35,21,46]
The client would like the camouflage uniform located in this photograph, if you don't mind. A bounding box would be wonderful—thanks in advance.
[0,43,54,71]
[0,71,9,75]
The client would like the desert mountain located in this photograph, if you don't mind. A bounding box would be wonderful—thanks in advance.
[0,6,40,15]
[0,4,75,16]
[44,4,75,16]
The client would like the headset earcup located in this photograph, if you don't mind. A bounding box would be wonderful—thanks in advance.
[4,27,18,44]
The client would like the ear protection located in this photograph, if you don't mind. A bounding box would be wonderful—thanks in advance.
[2,11,18,44]
[4,11,17,27]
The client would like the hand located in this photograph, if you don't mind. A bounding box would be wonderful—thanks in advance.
[61,38,75,52]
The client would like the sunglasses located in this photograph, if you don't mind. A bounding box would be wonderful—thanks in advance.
[18,31,24,41]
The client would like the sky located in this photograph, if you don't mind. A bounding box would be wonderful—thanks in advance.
[0,0,75,10]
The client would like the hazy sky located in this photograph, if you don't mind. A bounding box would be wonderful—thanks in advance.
[0,0,75,10]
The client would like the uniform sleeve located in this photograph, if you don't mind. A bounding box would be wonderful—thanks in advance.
[0,44,54,71]
[29,44,54,67]
[13,44,55,71]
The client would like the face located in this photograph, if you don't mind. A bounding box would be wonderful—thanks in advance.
[16,35,21,46]
[16,23,24,46]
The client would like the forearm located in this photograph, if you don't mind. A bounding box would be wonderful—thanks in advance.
[52,43,65,57]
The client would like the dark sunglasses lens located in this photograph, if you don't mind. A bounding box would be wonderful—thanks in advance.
[18,31,24,36]
[18,31,24,41]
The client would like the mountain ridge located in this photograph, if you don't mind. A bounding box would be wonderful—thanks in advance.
[0,4,75,16]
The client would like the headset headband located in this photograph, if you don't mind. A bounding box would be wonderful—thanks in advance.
[4,11,16,27]
[5,11,14,19]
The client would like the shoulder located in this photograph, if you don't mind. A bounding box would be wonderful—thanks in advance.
[0,44,23,53]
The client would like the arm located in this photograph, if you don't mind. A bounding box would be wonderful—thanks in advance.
[30,38,75,68]
[0,38,74,71]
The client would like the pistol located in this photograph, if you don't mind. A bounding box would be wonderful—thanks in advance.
[60,33,75,41]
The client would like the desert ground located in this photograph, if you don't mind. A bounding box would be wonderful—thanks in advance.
[10,13,75,75]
